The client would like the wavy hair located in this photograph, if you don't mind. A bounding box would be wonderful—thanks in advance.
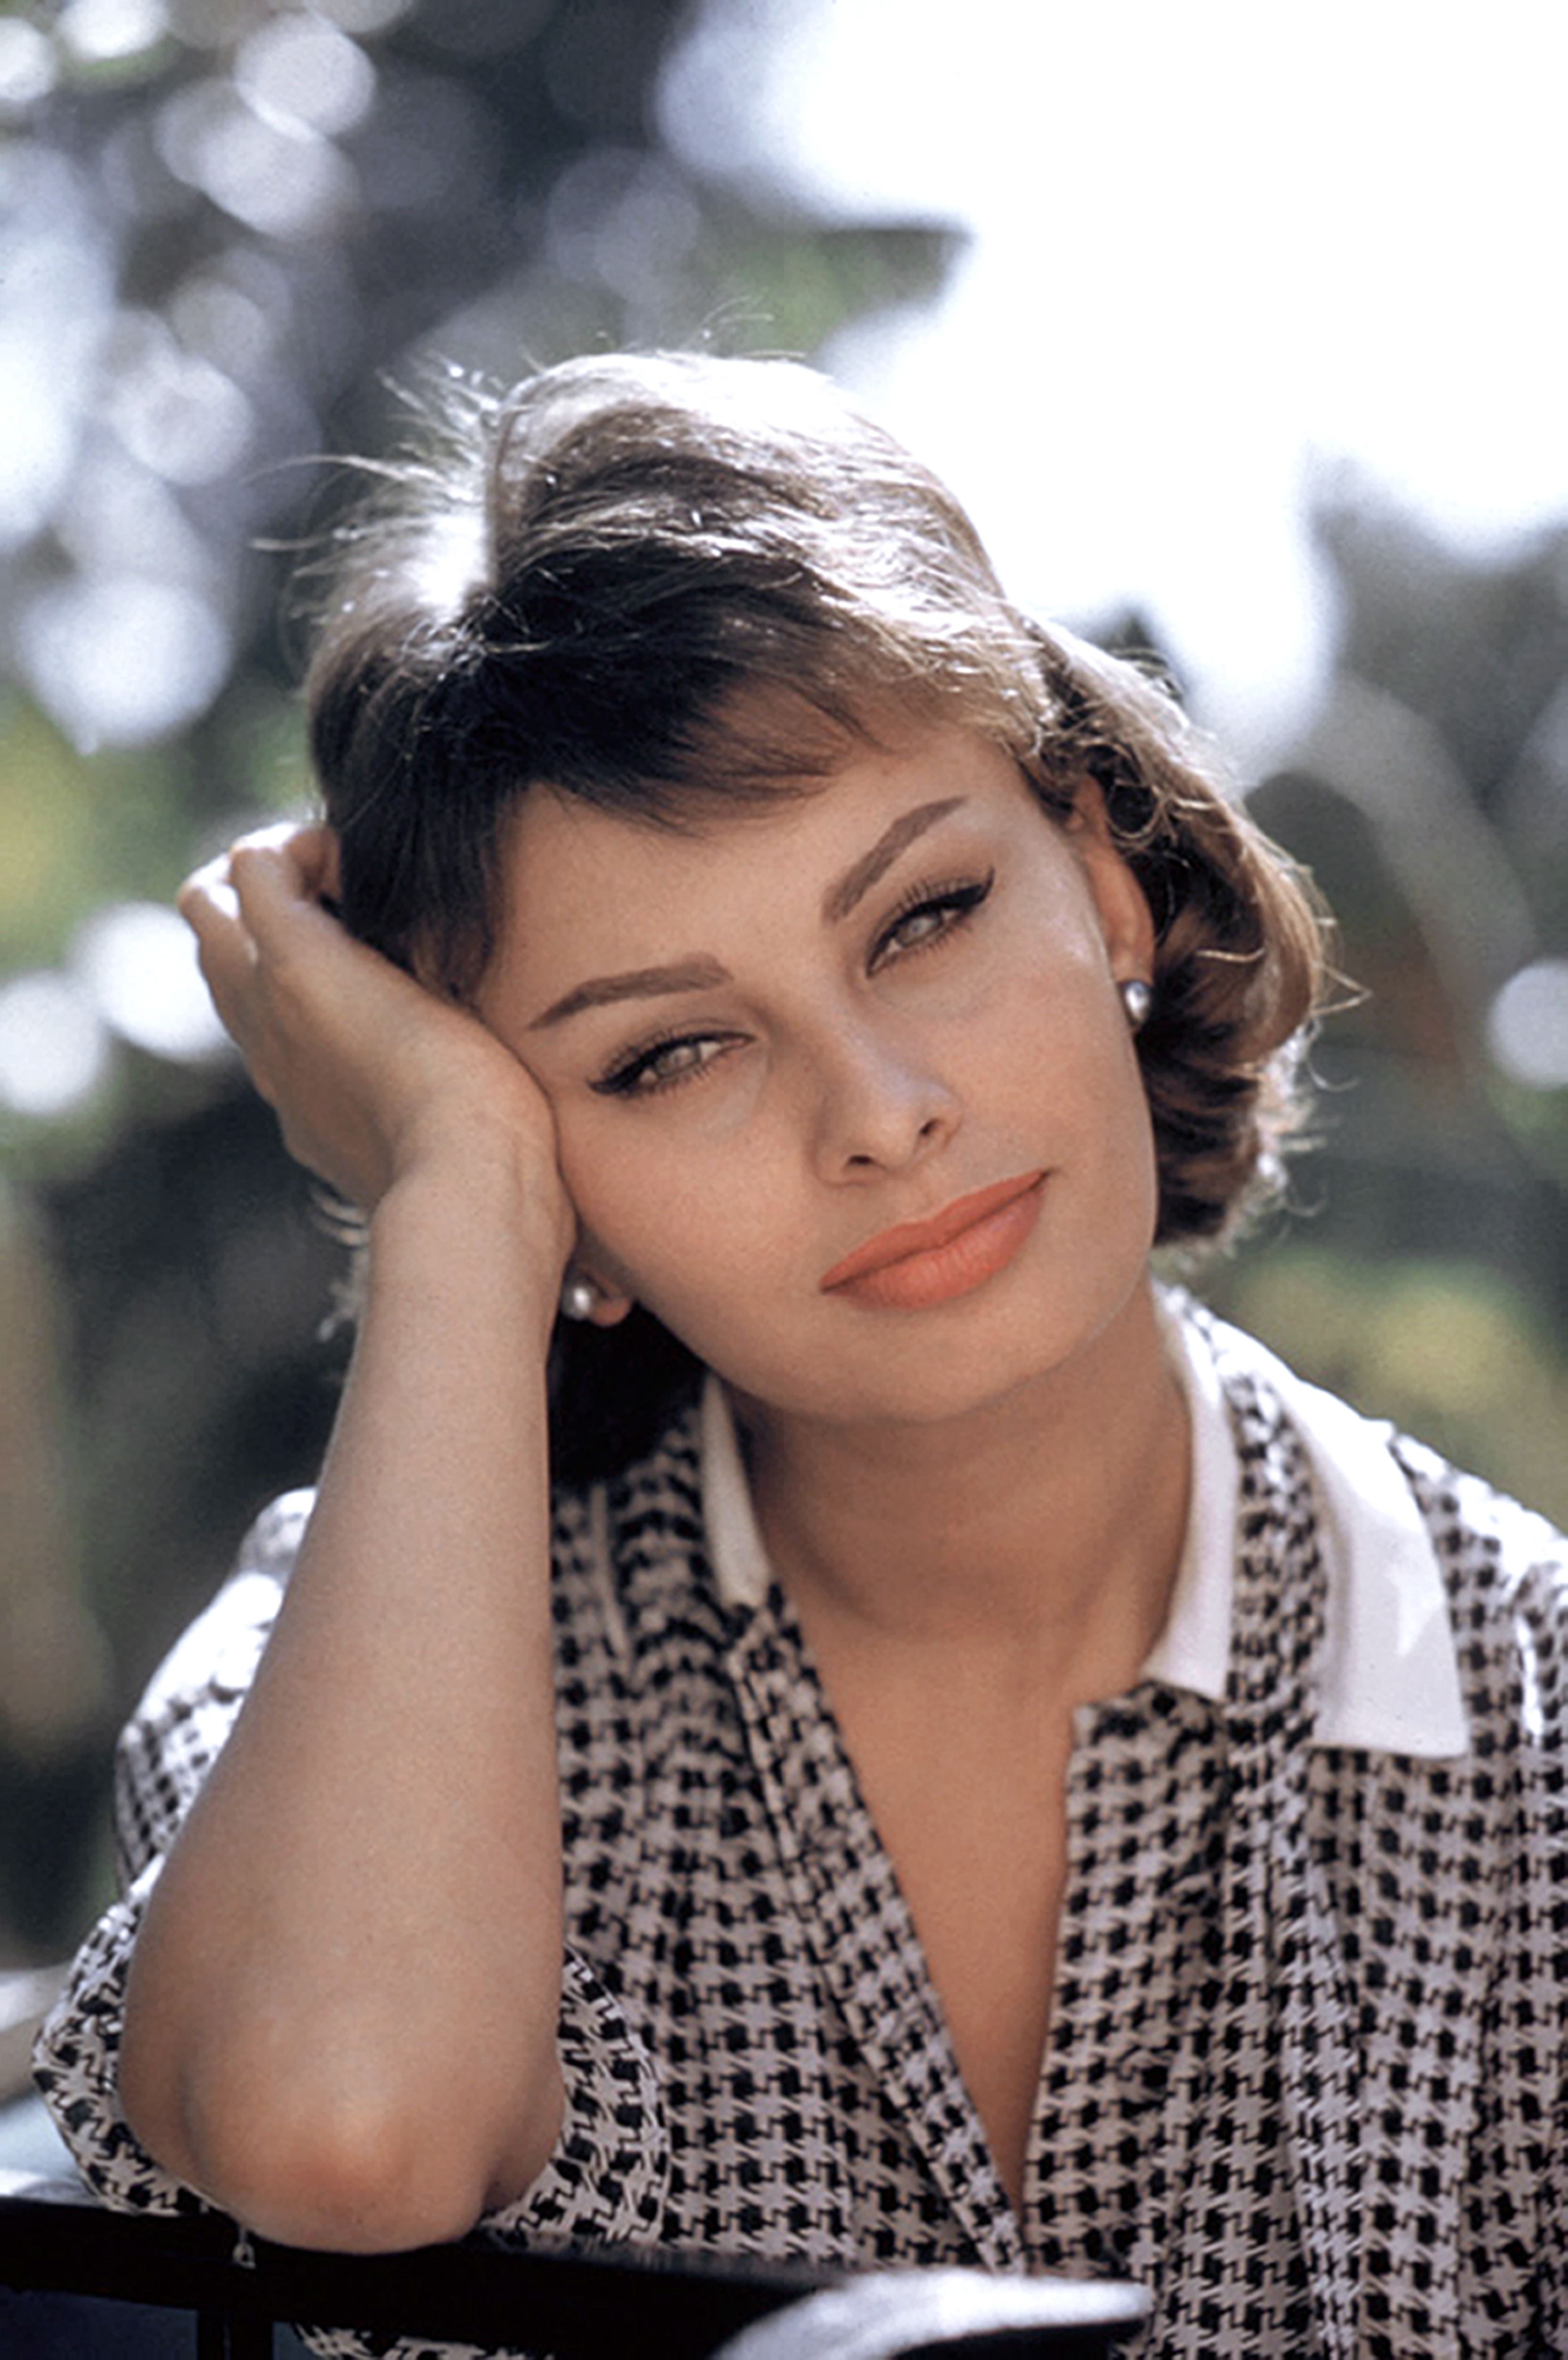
[305,352,1330,1464]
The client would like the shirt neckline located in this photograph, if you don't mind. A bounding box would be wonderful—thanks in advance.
[698,1302,1469,1761]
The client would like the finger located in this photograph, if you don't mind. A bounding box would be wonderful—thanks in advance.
[176,831,326,1052]
[176,853,242,941]
[249,819,341,905]
[227,828,348,959]
[176,853,259,1027]
[176,902,258,1061]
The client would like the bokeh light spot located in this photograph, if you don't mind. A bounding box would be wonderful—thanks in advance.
[19,576,232,750]
[73,901,231,1064]
[0,973,110,1121]
[102,312,254,485]
[0,21,57,113]
[58,0,168,67]
[235,17,376,140]
[156,77,358,238]
[547,149,700,298]
[0,337,82,548]
[1487,959,1568,1090]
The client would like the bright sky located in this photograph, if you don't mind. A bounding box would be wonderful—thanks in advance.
[662,0,1568,758]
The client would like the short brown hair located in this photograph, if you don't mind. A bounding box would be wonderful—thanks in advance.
[307,350,1329,1258]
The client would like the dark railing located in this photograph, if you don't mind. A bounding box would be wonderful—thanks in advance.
[0,2169,1149,2358]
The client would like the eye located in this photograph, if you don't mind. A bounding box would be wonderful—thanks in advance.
[591,1028,745,1099]
[870,871,994,973]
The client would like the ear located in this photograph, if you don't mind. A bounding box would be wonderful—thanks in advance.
[1065,779,1157,984]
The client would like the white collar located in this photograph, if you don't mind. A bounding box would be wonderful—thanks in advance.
[1155,1306,1469,1754]
[699,1311,1470,1761]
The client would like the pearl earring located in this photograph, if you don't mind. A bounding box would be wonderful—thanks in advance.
[1119,977,1154,1032]
[560,1274,598,1323]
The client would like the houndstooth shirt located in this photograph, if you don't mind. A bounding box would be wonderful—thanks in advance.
[36,1305,1568,2358]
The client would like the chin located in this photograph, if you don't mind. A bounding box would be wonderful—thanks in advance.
[761,1288,1146,1433]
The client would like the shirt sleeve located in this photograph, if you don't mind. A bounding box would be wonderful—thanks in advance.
[1512,1546,1568,2342]
[481,1950,669,2250]
[33,1489,671,2269]
[33,1493,306,2223]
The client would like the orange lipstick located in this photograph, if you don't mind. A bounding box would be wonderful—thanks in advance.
[819,1171,1047,1310]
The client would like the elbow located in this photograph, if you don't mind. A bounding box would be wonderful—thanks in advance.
[123,2046,564,2254]
[208,2108,496,2253]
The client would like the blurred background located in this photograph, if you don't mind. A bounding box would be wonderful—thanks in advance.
[0,0,1564,1965]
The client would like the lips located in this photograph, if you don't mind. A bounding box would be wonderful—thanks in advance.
[819,1171,1047,1309]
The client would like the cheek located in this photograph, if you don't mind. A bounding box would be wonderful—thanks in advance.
[555,1111,774,1300]
[554,1119,657,1273]
[1003,941,1158,1198]
[984,923,1120,1083]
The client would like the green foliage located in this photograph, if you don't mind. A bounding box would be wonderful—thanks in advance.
[1215,1245,1568,1529]
[0,698,191,968]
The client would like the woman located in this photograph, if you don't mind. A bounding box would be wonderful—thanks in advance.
[36,354,1568,2356]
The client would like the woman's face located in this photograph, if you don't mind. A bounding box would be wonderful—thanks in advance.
[475,724,1160,1429]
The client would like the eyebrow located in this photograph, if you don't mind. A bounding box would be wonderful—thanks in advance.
[528,956,733,1031]
[528,795,971,1030]
[820,797,967,924]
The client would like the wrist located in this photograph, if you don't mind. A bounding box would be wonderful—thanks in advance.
[367,1148,571,1346]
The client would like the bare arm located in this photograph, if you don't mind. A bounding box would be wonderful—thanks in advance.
[118,827,576,2251]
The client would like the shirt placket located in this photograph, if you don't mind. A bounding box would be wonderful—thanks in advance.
[722,1595,1026,2270]
[1028,1683,1230,2302]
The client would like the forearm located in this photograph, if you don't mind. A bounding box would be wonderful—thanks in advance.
[120,1149,568,2249]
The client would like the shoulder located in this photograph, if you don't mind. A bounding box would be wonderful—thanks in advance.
[1177,1292,1568,1755]
[1180,1290,1565,1607]
[1391,1434,1568,1736]
[112,1490,313,1878]
[136,1489,313,1722]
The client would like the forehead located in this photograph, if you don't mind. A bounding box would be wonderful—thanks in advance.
[490,726,1031,965]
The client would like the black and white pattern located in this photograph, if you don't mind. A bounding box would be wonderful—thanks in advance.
[35,1310,1568,2357]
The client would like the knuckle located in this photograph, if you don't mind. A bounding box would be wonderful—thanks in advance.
[226,839,270,885]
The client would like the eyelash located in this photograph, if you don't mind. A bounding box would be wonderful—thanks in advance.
[592,869,996,1100]
[591,1027,744,1100]
[869,869,994,971]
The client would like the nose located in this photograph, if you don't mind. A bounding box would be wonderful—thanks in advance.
[807,1015,960,1182]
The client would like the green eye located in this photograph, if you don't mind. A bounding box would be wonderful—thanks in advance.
[593,1031,740,1099]
[891,904,957,950]
[871,872,994,971]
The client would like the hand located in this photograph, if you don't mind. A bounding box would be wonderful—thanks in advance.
[178,823,572,1252]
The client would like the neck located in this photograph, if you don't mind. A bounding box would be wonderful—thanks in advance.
[735,1279,1190,1704]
